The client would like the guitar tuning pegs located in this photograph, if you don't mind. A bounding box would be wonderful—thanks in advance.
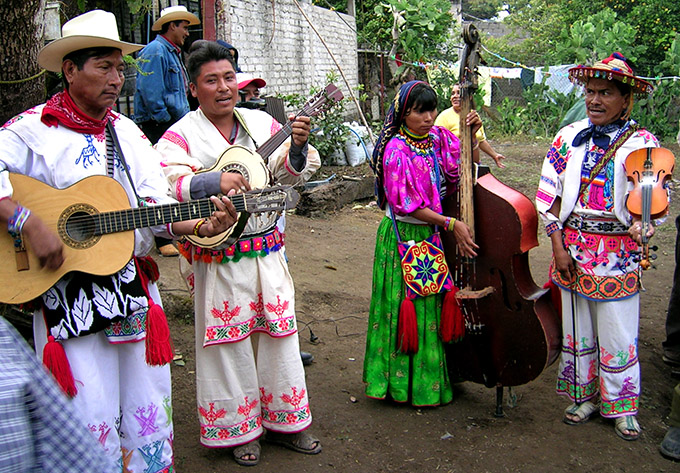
[650,245,659,251]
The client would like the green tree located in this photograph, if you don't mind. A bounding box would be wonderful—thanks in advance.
[358,0,456,64]
[553,10,646,65]
[462,0,505,20]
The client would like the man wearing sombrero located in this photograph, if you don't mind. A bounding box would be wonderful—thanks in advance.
[0,10,236,470]
[536,52,660,441]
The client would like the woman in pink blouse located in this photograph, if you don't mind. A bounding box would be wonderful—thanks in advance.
[363,81,480,406]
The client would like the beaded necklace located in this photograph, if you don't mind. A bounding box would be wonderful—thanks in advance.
[399,125,433,151]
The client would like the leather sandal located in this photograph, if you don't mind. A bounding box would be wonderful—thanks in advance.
[563,400,598,425]
[615,415,640,441]
[233,440,260,466]
[265,430,322,454]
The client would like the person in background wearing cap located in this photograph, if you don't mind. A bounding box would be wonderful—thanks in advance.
[535,52,660,441]
[217,40,242,72]
[434,83,506,168]
[238,73,266,103]
[156,42,321,466]
[0,10,237,471]
[134,5,200,257]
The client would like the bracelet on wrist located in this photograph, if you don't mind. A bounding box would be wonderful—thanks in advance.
[545,221,561,237]
[8,205,31,236]
[193,219,207,237]
[447,217,457,232]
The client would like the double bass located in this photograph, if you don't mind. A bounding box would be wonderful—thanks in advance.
[441,24,561,415]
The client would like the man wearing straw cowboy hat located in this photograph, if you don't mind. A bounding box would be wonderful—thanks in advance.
[134,5,200,145]
[135,5,200,258]
[0,10,236,471]
[536,52,660,441]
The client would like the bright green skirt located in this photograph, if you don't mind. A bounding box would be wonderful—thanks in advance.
[363,216,453,406]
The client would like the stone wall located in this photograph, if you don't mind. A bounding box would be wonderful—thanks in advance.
[224,0,358,109]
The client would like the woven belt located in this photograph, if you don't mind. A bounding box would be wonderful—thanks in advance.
[565,214,629,235]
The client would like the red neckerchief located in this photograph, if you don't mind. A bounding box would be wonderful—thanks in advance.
[41,90,114,135]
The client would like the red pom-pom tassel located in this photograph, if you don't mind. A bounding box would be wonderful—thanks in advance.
[43,335,77,397]
[440,288,465,342]
[397,298,419,354]
[145,300,174,366]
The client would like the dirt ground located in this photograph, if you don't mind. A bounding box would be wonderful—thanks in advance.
[157,140,680,473]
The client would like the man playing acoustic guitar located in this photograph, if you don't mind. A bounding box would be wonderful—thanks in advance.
[0,11,238,471]
[156,42,322,466]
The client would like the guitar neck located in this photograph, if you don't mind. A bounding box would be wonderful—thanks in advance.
[255,113,309,159]
[93,195,247,235]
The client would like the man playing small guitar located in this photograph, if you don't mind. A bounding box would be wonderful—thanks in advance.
[155,41,322,466]
[0,10,237,471]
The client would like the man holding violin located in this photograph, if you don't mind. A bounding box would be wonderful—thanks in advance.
[535,52,660,441]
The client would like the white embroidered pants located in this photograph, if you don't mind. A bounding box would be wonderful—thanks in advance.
[556,289,640,418]
[34,283,174,473]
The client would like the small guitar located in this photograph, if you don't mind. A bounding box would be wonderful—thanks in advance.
[0,173,298,304]
[184,83,344,249]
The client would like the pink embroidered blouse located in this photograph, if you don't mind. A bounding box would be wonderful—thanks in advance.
[383,125,461,215]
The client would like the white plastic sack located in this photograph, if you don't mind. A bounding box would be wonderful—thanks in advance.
[345,122,371,167]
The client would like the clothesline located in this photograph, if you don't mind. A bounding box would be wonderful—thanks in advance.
[387,45,680,83]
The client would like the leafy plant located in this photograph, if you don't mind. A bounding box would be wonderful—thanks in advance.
[553,10,646,66]
[280,71,350,165]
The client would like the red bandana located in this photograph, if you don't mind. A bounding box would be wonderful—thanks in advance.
[41,90,115,135]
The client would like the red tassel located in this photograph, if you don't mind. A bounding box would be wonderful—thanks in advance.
[135,256,174,366]
[43,336,77,397]
[441,288,465,342]
[451,295,465,342]
[397,298,419,354]
[145,300,174,366]
[544,280,562,317]
[440,290,455,342]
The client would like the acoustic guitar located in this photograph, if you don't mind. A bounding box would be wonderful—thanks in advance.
[0,173,298,304]
[184,83,344,249]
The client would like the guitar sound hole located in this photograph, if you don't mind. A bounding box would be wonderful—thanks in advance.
[65,211,96,242]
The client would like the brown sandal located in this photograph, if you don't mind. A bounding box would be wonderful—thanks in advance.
[266,430,322,454]
[233,440,261,466]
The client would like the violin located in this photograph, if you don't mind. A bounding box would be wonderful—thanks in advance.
[624,147,675,269]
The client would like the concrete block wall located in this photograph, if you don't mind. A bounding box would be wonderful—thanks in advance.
[225,0,358,112]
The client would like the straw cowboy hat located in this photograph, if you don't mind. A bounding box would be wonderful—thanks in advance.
[151,5,200,31]
[237,73,266,90]
[568,52,653,96]
[38,10,142,72]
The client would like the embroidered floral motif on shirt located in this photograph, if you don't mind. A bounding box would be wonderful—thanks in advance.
[104,311,146,341]
[547,135,569,174]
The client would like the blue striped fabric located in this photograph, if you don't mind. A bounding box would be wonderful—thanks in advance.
[0,317,118,473]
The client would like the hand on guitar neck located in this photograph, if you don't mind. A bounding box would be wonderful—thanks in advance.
[289,114,312,148]
[0,190,240,272]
